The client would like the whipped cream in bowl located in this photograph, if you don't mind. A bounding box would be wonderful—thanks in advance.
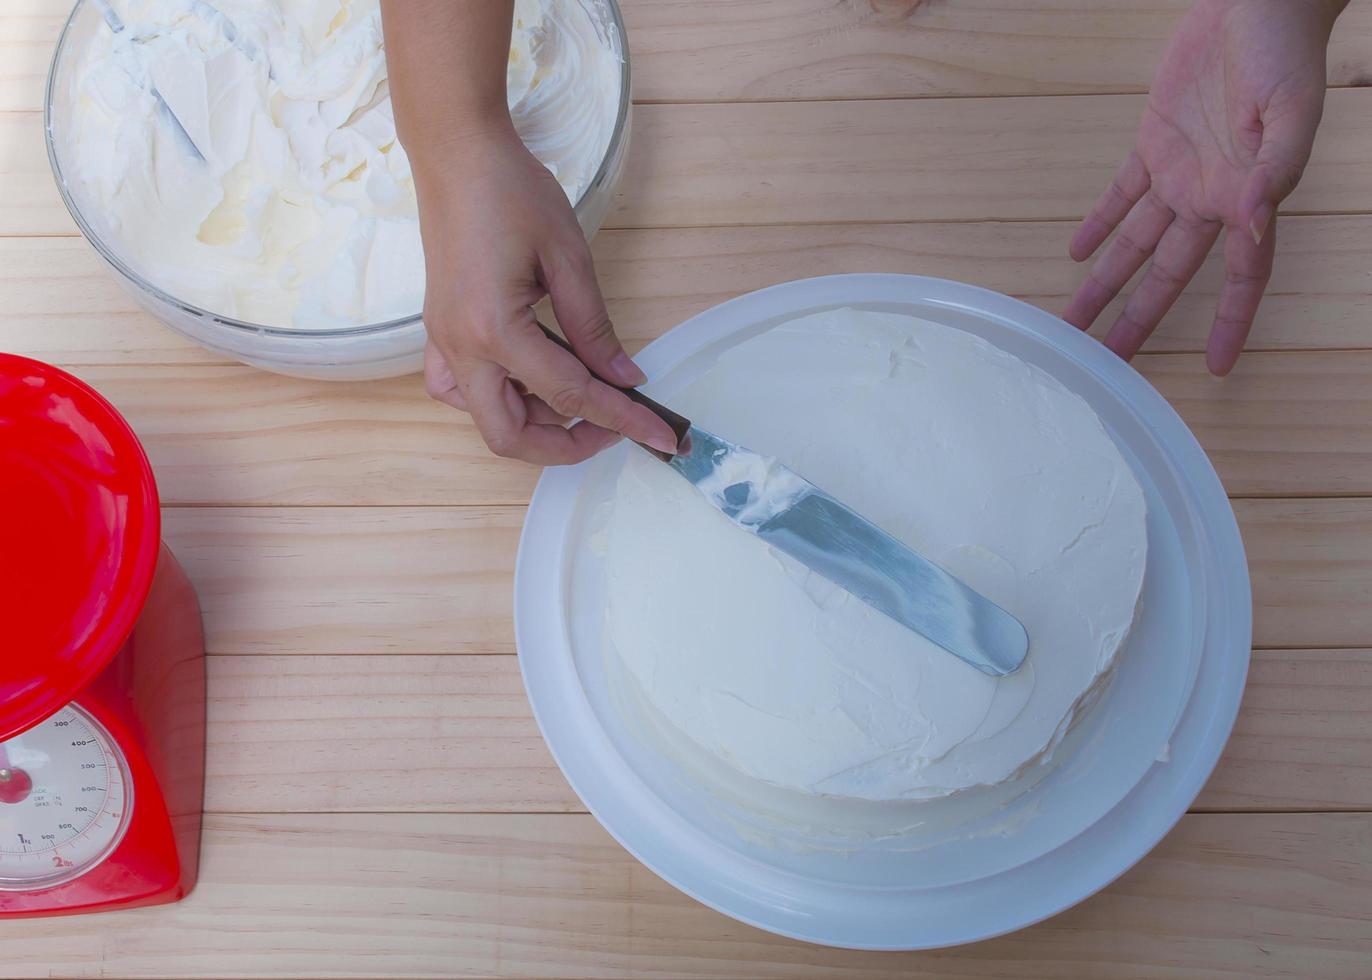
[45,0,631,379]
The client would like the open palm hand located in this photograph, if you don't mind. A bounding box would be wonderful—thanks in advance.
[1064,0,1344,374]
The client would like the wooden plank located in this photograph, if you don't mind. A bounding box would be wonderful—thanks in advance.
[1140,352,1372,499]
[606,89,1372,228]
[0,237,230,364]
[6,212,1370,368]
[52,349,1372,507]
[1239,498,1372,650]
[161,507,521,656]
[0,112,78,236]
[0,237,219,364]
[14,89,1372,236]
[624,0,1372,103]
[750,215,1336,350]
[166,499,1372,657]
[201,650,1372,815]
[204,655,576,814]
[590,214,1372,357]
[0,0,65,112]
[8,0,1372,110]
[0,812,1367,978]
[65,365,540,507]
[1198,648,1372,812]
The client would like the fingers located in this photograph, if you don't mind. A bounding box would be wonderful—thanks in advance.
[461,358,622,465]
[428,304,676,458]
[1207,217,1276,377]
[1242,87,1324,245]
[1104,217,1220,360]
[423,339,468,410]
[1237,165,1286,250]
[1254,89,1324,196]
[499,317,679,455]
[1070,151,1151,262]
[1238,162,1291,250]
[1062,192,1174,332]
[426,339,621,464]
[541,235,646,387]
[427,307,675,461]
[522,392,572,426]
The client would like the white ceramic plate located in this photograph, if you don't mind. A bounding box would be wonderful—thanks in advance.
[515,274,1251,950]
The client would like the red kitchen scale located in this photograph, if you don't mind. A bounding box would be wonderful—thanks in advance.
[0,353,205,917]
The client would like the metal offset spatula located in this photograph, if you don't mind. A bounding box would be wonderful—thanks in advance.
[539,324,1029,676]
[93,0,270,163]
[93,0,206,161]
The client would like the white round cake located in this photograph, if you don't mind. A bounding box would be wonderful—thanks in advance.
[602,308,1148,801]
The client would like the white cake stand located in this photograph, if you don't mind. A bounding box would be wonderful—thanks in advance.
[514,274,1251,950]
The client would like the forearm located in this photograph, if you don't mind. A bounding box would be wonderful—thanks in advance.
[380,0,514,166]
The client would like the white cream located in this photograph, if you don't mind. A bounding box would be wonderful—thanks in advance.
[60,0,621,329]
[691,446,812,528]
[602,309,1148,801]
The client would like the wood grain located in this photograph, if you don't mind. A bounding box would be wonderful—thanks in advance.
[1198,648,1372,812]
[204,655,574,813]
[1239,498,1372,650]
[14,89,1372,236]
[7,212,1369,368]
[165,499,1372,656]
[1141,352,1372,498]
[161,507,521,656]
[65,364,539,506]
[201,651,1372,815]
[7,0,1372,110]
[608,90,1372,228]
[0,0,64,112]
[48,349,1372,508]
[4,3,1371,975]
[624,0,1372,103]
[0,112,76,236]
[590,214,1372,356]
[0,812,1367,978]
[0,237,230,364]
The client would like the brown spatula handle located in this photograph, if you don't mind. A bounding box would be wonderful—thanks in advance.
[537,322,691,461]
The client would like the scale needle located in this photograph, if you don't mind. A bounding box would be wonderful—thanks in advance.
[0,740,34,805]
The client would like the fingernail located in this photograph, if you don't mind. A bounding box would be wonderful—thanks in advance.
[610,352,647,387]
[1249,204,1274,245]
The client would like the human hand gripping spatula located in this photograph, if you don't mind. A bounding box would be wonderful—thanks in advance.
[539,323,1029,676]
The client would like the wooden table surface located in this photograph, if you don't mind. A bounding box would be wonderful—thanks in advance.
[4,1,1372,976]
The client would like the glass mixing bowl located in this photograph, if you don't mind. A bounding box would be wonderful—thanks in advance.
[45,0,633,380]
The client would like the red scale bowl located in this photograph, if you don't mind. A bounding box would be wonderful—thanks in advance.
[0,354,205,917]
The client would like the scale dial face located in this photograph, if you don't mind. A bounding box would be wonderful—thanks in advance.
[0,705,132,890]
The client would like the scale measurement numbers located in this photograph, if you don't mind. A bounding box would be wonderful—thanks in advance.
[0,705,131,889]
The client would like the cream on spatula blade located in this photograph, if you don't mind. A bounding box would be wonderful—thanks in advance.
[540,323,1029,676]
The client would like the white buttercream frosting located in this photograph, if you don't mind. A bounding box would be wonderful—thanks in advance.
[59,0,621,329]
[691,447,812,528]
[602,309,1148,801]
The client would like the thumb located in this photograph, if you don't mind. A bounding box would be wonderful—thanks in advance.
[1242,89,1324,246]
[541,236,646,388]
